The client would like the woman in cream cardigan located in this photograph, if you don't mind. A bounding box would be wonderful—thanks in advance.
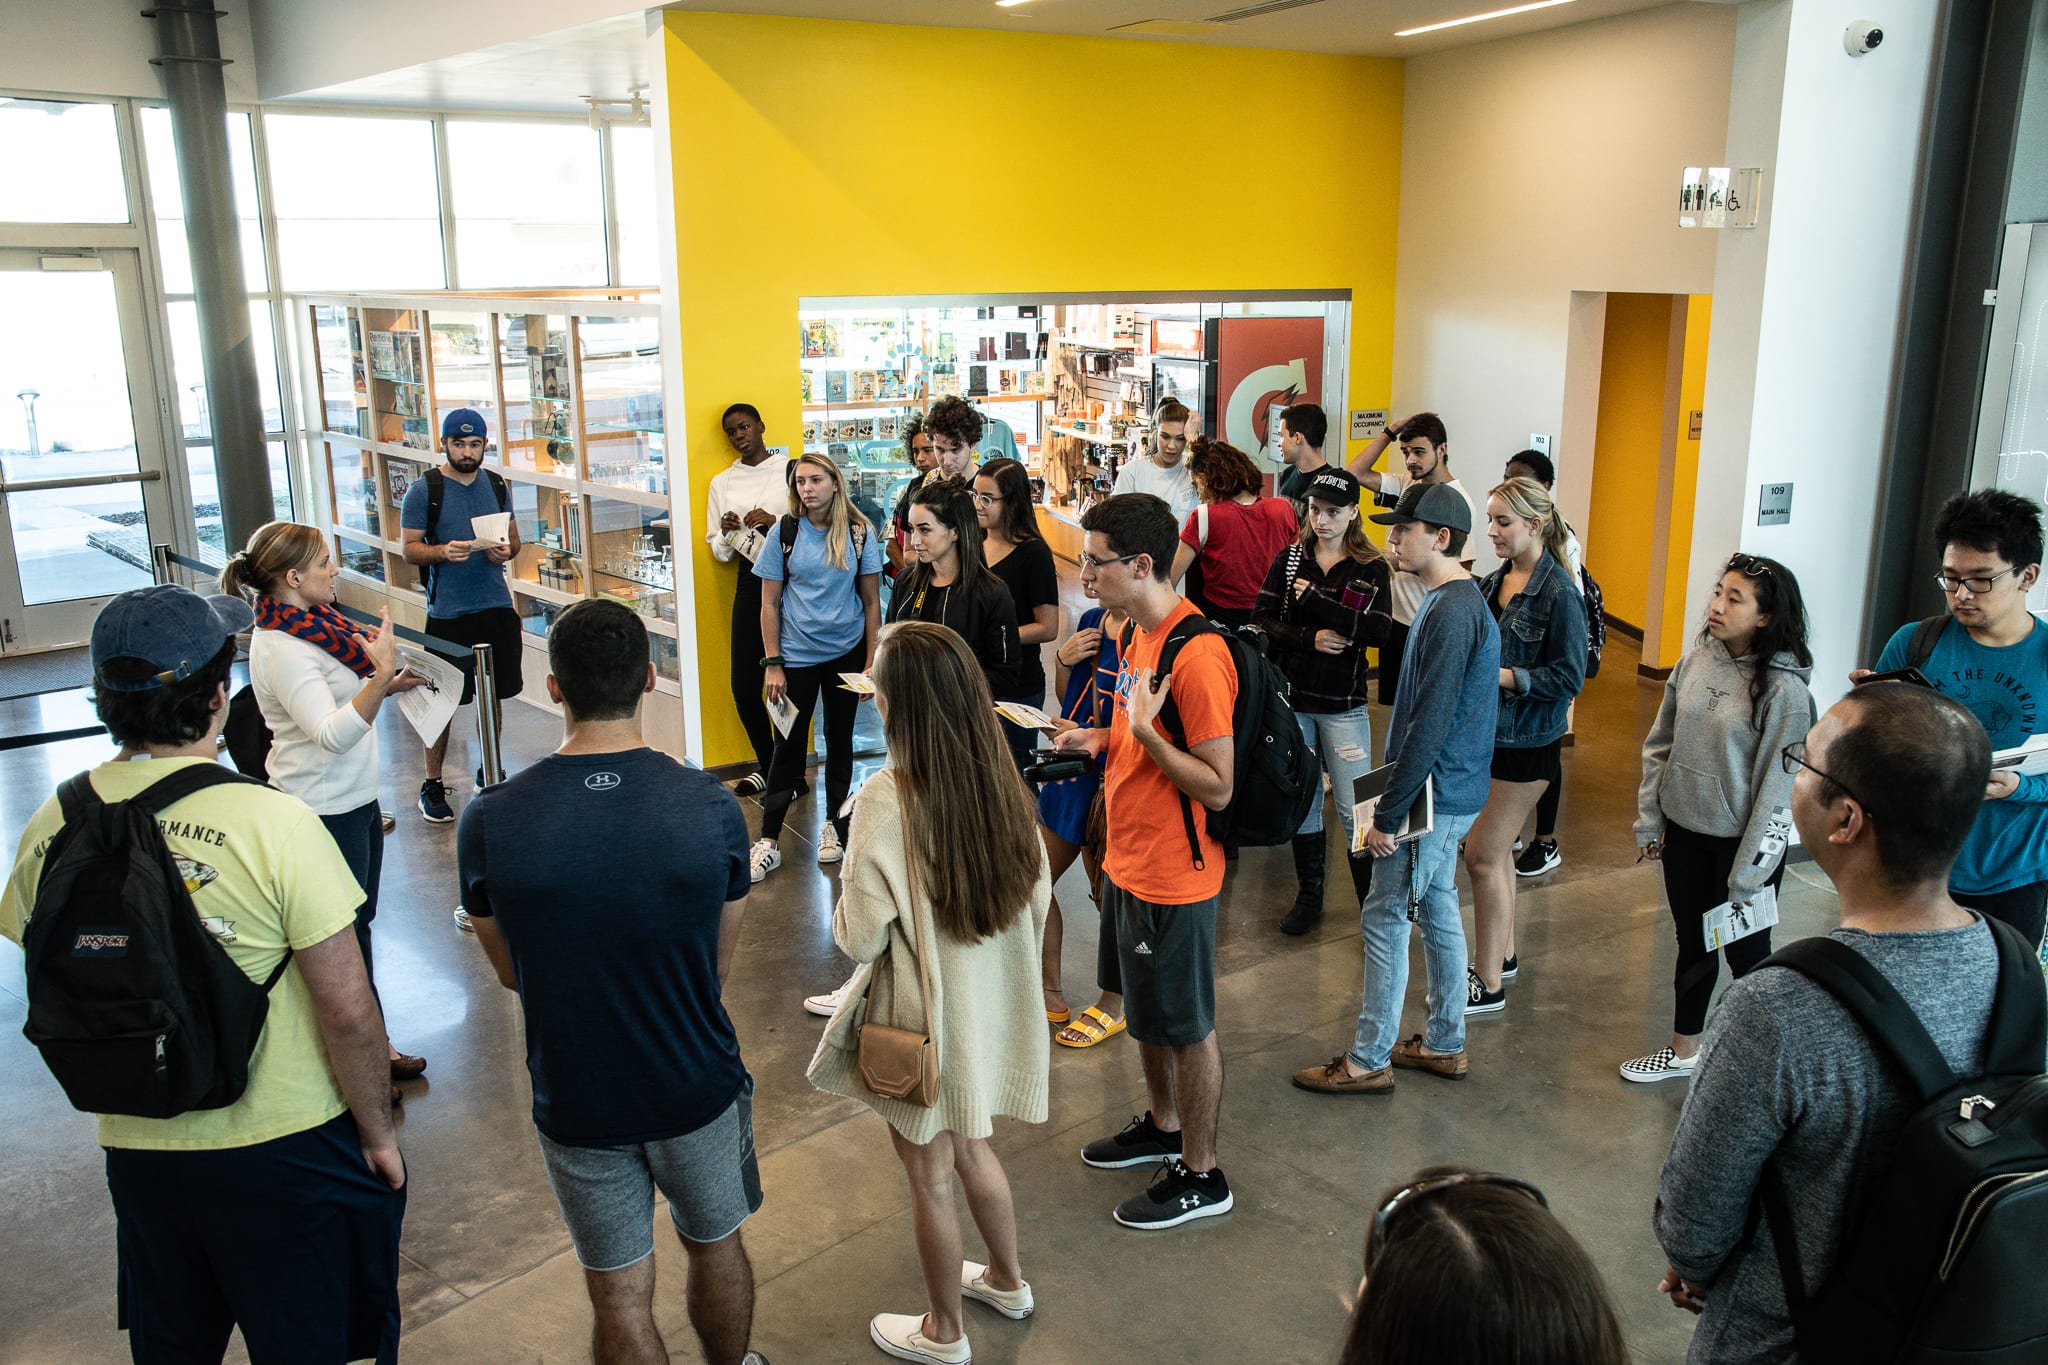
[222,522,429,1098]
[807,621,1051,1365]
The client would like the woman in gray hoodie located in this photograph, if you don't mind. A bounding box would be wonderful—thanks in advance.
[1623,553,1814,1084]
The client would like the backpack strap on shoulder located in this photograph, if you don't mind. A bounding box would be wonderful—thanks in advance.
[422,467,447,606]
[485,468,509,512]
[779,514,800,576]
[1285,543,1303,606]
[1150,616,1222,870]
[134,763,265,816]
[1982,917,2048,1076]
[56,772,101,825]
[1762,936,1956,1103]
[1904,614,1949,671]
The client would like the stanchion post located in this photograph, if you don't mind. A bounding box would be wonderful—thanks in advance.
[473,641,504,788]
[151,543,172,585]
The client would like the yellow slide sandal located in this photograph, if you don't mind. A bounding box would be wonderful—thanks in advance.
[1057,1006,1126,1049]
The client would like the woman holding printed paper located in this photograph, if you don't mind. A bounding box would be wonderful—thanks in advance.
[1251,468,1393,936]
[889,478,1023,722]
[1622,552,1813,1084]
[754,451,884,884]
[222,521,432,1097]
[975,457,1060,769]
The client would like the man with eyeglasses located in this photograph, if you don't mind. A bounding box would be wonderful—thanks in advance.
[1853,489,2048,949]
[1347,412,1487,703]
[1053,493,1237,1231]
[1656,682,2005,1363]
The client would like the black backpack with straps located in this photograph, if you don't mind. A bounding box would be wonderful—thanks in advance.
[21,763,291,1119]
[1755,921,2048,1362]
[778,512,869,575]
[1119,614,1321,864]
[1903,613,1950,671]
[421,465,511,606]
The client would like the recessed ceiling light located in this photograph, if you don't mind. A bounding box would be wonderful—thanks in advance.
[996,0,1035,7]
[1395,0,1576,37]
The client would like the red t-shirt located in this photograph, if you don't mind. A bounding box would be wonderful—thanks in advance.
[1103,598,1238,904]
[1180,498,1300,611]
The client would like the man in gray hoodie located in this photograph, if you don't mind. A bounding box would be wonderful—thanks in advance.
[1624,554,1815,1084]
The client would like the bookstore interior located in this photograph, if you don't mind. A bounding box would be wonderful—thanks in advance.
[797,294,1352,558]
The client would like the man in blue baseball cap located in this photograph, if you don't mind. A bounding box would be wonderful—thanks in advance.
[3,583,407,1361]
[400,407,521,838]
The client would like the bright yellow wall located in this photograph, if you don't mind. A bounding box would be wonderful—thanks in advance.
[664,12,1403,764]
[1655,294,1712,667]
[1587,292,1672,630]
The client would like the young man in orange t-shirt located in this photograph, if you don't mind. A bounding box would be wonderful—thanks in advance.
[1054,493,1238,1230]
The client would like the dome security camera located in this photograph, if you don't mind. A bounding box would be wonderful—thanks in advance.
[1844,22,1884,56]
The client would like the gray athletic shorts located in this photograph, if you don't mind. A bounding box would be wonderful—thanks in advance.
[535,1079,763,1272]
[1100,878,1218,1047]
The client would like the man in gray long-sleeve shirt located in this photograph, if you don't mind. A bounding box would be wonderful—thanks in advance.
[1654,683,2000,1363]
[1293,483,1499,1095]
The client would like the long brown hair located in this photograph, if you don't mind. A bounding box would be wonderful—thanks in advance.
[872,621,1042,943]
[897,477,997,598]
[975,457,1043,546]
[1187,435,1263,501]
[219,520,327,599]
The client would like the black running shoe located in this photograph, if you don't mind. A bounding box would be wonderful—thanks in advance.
[418,779,454,824]
[1501,954,1519,980]
[1466,964,1506,1015]
[1112,1159,1233,1231]
[1081,1111,1183,1169]
[1515,838,1561,877]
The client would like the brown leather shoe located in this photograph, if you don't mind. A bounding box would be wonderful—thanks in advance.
[1390,1034,1468,1080]
[389,1053,428,1081]
[1292,1055,1394,1095]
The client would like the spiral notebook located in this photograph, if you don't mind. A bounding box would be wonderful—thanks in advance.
[1349,766,1434,854]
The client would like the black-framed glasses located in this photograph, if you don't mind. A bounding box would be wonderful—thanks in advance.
[1780,740,1876,817]
[1366,1172,1548,1271]
[1727,553,1773,579]
[1934,567,2018,596]
[1078,551,1142,571]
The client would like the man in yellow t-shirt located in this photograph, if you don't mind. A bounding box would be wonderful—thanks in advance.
[1,584,406,1364]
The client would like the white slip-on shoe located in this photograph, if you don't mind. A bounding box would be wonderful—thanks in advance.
[960,1261,1033,1320]
[869,1312,970,1364]
[1619,1047,1698,1084]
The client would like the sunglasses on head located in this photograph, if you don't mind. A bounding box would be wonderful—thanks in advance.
[1365,1172,1548,1271]
[1727,553,1774,580]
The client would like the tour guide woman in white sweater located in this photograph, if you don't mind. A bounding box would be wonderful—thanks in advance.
[807,621,1051,1365]
[222,521,430,1093]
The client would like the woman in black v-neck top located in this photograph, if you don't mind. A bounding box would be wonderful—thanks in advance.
[889,478,1023,721]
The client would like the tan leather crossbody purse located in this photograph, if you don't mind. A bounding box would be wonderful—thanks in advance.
[856,801,939,1107]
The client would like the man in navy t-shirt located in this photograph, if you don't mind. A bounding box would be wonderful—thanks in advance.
[400,407,522,827]
[458,601,768,1365]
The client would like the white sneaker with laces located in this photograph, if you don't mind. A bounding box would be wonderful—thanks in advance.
[869,1313,969,1365]
[803,979,853,1018]
[749,839,782,883]
[817,824,844,864]
[960,1260,1033,1319]
[1619,1047,1698,1084]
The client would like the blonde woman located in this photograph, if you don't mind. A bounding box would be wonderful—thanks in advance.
[220,521,430,1095]
[1460,478,1587,1015]
[753,451,884,882]
[807,621,1051,1365]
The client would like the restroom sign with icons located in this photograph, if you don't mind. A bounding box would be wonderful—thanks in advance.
[1680,167,1762,230]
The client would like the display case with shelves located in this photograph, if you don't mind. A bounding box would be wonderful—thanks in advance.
[312,305,367,436]
[500,312,577,478]
[328,444,379,537]
[363,308,432,452]
[580,314,665,495]
[335,533,385,584]
[588,495,675,625]
[428,311,498,439]
[510,481,584,596]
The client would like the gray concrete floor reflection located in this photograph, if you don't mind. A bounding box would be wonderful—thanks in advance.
[0,611,1843,1363]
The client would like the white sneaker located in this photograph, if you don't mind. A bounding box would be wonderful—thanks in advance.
[1619,1047,1698,1084]
[869,1313,969,1364]
[804,979,853,1018]
[749,839,782,883]
[960,1261,1033,1319]
[817,823,844,864]
[453,907,474,934]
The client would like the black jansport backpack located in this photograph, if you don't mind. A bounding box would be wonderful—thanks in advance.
[1757,919,2048,1363]
[1580,566,1607,679]
[21,763,289,1119]
[1121,616,1321,864]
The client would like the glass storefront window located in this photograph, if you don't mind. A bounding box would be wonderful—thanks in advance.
[427,312,498,440]
[499,313,576,477]
[610,125,657,286]
[139,107,267,293]
[589,495,674,624]
[267,115,445,290]
[168,300,283,439]
[581,314,663,493]
[447,121,605,288]
[0,98,128,223]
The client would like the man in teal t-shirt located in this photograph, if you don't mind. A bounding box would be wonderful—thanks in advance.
[1863,488,2048,948]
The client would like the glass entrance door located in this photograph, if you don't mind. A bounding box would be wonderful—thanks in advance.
[0,249,173,652]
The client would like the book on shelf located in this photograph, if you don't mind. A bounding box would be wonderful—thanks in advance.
[968,365,989,397]
[801,320,841,358]
[802,420,822,445]
[801,369,814,402]
[852,417,877,440]
[369,331,397,379]
[385,460,416,507]
[824,370,850,403]
[877,414,899,439]
[852,370,879,403]
[530,348,570,403]
[998,368,1016,394]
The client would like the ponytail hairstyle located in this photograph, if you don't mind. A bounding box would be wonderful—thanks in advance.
[786,450,868,571]
[219,520,328,600]
[1489,477,1572,568]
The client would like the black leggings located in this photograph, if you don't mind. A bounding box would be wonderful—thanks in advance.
[1662,821,1785,1037]
[730,572,775,772]
[1535,766,1562,839]
[1952,881,2048,952]
[761,642,866,843]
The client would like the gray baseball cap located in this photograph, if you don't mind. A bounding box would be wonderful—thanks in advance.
[90,584,253,692]
[1368,482,1472,535]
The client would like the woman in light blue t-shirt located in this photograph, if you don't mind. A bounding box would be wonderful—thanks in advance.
[753,452,883,883]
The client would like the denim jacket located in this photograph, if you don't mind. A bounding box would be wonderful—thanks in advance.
[1479,551,1588,748]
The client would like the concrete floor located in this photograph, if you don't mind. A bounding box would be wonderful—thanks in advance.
[0,605,1846,1364]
